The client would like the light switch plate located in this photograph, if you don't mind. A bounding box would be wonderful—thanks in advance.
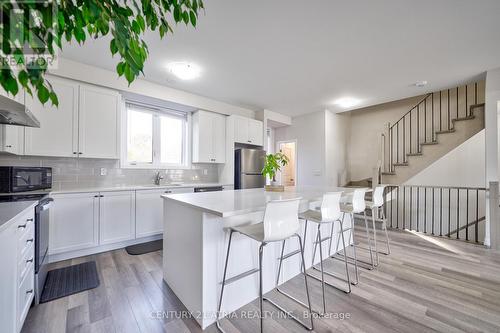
[100,168,107,176]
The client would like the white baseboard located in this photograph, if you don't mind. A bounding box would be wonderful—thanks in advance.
[48,234,163,263]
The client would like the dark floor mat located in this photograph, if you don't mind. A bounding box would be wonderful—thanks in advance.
[125,239,163,255]
[40,261,99,303]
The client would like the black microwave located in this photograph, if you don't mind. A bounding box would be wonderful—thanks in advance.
[0,167,52,193]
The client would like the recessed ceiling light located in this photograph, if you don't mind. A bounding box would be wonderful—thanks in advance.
[334,97,361,108]
[166,62,201,80]
[414,80,428,87]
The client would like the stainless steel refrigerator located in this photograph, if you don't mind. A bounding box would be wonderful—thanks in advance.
[234,148,266,189]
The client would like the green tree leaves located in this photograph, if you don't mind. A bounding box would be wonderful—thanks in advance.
[0,0,204,106]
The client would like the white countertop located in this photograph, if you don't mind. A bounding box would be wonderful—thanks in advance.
[44,182,233,195]
[0,201,37,232]
[162,186,366,217]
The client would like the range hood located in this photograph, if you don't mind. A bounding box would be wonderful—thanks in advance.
[0,94,40,127]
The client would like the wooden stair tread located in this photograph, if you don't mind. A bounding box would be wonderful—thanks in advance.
[393,163,409,166]
[452,115,475,122]
[435,129,455,134]
[406,152,423,156]
[420,141,438,146]
[382,172,396,175]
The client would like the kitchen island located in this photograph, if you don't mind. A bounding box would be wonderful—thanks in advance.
[162,187,359,329]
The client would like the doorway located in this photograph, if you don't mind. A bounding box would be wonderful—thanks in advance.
[277,140,297,186]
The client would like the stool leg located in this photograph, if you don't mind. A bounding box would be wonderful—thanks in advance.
[363,211,375,269]
[311,226,319,267]
[276,239,286,287]
[350,213,360,284]
[316,224,327,314]
[296,234,314,330]
[300,220,309,272]
[382,209,391,255]
[328,221,335,256]
[216,230,234,332]
[371,208,379,266]
[258,243,265,333]
[339,218,352,293]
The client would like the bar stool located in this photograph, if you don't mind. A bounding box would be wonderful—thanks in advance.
[366,185,391,266]
[289,192,351,314]
[332,188,374,272]
[216,198,314,333]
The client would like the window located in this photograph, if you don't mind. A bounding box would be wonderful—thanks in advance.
[124,102,188,168]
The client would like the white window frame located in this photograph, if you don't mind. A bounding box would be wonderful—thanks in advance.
[121,100,191,169]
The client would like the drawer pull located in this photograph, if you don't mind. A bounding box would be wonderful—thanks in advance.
[26,238,34,244]
[26,258,34,264]
[26,218,33,222]
[164,190,172,193]
[18,224,27,229]
[26,289,33,295]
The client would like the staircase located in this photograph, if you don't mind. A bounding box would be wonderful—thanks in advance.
[381,81,485,184]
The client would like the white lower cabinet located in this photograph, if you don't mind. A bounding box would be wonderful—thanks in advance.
[49,192,99,255]
[99,191,135,244]
[49,188,201,259]
[136,187,194,238]
[0,204,35,333]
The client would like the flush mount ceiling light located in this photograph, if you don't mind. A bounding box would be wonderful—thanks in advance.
[334,97,361,108]
[166,62,201,80]
[414,80,428,87]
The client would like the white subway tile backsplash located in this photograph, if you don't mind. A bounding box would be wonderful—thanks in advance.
[0,155,219,190]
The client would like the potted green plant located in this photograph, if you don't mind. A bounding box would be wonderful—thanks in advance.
[262,152,290,191]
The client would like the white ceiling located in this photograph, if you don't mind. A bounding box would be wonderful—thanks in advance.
[60,0,500,117]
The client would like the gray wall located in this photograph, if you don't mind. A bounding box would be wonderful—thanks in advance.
[0,155,219,190]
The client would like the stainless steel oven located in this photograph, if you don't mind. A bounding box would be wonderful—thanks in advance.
[0,167,52,193]
[34,197,52,305]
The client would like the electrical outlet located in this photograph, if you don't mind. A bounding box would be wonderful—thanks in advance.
[100,168,107,176]
[203,169,208,175]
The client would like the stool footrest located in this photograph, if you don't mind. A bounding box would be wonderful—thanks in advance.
[331,253,375,270]
[307,269,352,292]
[280,249,301,260]
[313,236,331,244]
[222,268,259,285]
[263,294,314,331]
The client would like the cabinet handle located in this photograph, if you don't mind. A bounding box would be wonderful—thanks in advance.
[5,145,12,148]
[26,258,33,264]
[78,152,83,155]
[26,218,33,222]
[247,140,251,143]
[73,152,77,154]
[26,238,34,244]
[26,289,33,295]
[99,195,104,197]
[18,224,27,229]
[164,190,172,193]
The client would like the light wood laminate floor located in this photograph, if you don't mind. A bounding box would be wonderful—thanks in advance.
[21,226,500,333]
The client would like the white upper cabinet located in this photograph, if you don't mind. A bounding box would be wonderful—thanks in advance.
[0,124,25,155]
[99,191,135,245]
[78,84,120,159]
[247,119,264,146]
[0,87,25,155]
[24,77,79,157]
[231,116,263,146]
[24,76,121,159]
[192,110,226,163]
[234,116,249,144]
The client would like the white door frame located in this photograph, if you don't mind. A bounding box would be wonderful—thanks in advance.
[276,140,297,186]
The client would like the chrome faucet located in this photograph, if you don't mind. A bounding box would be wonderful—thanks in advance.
[154,171,164,185]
